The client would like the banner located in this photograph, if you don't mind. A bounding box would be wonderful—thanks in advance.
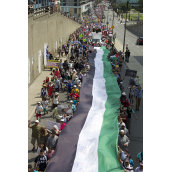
[45,47,123,172]
[125,69,137,78]
[129,78,135,85]
[46,120,61,130]
[47,60,60,68]
[58,104,72,114]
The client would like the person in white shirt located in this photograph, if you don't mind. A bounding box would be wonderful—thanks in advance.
[135,162,143,172]
[83,72,87,77]
[134,76,140,87]
[35,102,43,122]
[53,92,59,109]
[42,97,49,115]
[37,142,48,156]
[118,147,134,172]
[56,114,72,123]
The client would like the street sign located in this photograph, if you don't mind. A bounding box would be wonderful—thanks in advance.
[111,26,114,29]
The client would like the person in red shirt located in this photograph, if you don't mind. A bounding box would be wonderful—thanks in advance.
[60,119,66,131]
[54,68,60,78]
[70,91,79,102]
[121,99,130,108]
[46,76,49,83]
[47,81,54,99]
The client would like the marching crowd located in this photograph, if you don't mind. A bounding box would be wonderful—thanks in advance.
[28,3,143,172]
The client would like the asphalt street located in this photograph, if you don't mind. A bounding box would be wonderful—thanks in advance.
[104,9,143,66]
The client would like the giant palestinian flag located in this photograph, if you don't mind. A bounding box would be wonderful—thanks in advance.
[46,47,123,172]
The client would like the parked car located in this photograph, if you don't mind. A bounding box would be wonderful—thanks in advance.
[137,37,143,45]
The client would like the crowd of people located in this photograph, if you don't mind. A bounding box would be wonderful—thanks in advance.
[28,3,143,172]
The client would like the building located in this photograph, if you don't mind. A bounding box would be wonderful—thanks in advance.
[116,0,139,7]
[60,0,94,19]
[29,0,60,12]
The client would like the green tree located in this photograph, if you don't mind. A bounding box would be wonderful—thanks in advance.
[112,2,118,11]
[136,0,143,13]
[119,3,131,12]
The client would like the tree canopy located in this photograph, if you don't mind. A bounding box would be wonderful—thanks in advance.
[136,0,143,13]
[119,3,131,12]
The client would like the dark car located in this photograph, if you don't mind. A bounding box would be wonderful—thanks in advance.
[137,37,143,45]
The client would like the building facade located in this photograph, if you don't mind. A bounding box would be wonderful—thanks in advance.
[29,0,60,11]
[60,0,93,19]
[116,0,139,7]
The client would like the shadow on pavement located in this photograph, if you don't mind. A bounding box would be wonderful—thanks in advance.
[133,56,143,66]
[31,103,37,106]
[28,157,36,163]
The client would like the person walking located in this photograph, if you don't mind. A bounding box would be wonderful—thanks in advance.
[118,130,130,151]
[120,122,129,137]
[40,126,49,149]
[54,68,60,78]
[35,102,43,121]
[47,130,58,150]
[118,147,134,172]
[42,97,49,115]
[135,86,143,111]
[28,120,41,152]
[46,147,55,160]
[128,49,130,62]
[34,149,49,171]
[135,162,143,172]
[128,85,136,106]
[58,59,63,72]
[40,85,47,101]
[52,92,59,109]
[58,46,61,58]
[126,105,137,134]
[134,76,140,88]
[47,81,54,100]
[54,76,60,93]
[67,80,73,103]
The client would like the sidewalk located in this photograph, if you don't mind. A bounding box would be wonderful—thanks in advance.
[28,54,69,120]
[114,39,143,88]
[28,54,70,167]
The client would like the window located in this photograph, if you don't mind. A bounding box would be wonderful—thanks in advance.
[63,0,66,6]
[74,8,77,13]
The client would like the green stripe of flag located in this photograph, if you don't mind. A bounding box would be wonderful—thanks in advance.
[98,47,124,172]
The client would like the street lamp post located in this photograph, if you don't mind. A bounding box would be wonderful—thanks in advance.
[123,0,129,52]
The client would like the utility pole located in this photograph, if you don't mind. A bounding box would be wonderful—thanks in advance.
[123,0,129,52]
[112,10,114,35]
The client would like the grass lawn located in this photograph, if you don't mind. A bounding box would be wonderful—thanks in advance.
[131,9,139,13]
[122,13,143,20]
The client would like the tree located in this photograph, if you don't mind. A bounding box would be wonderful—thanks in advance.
[137,0,143,13]
[112,2,118,11]
[119,3,131,12]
